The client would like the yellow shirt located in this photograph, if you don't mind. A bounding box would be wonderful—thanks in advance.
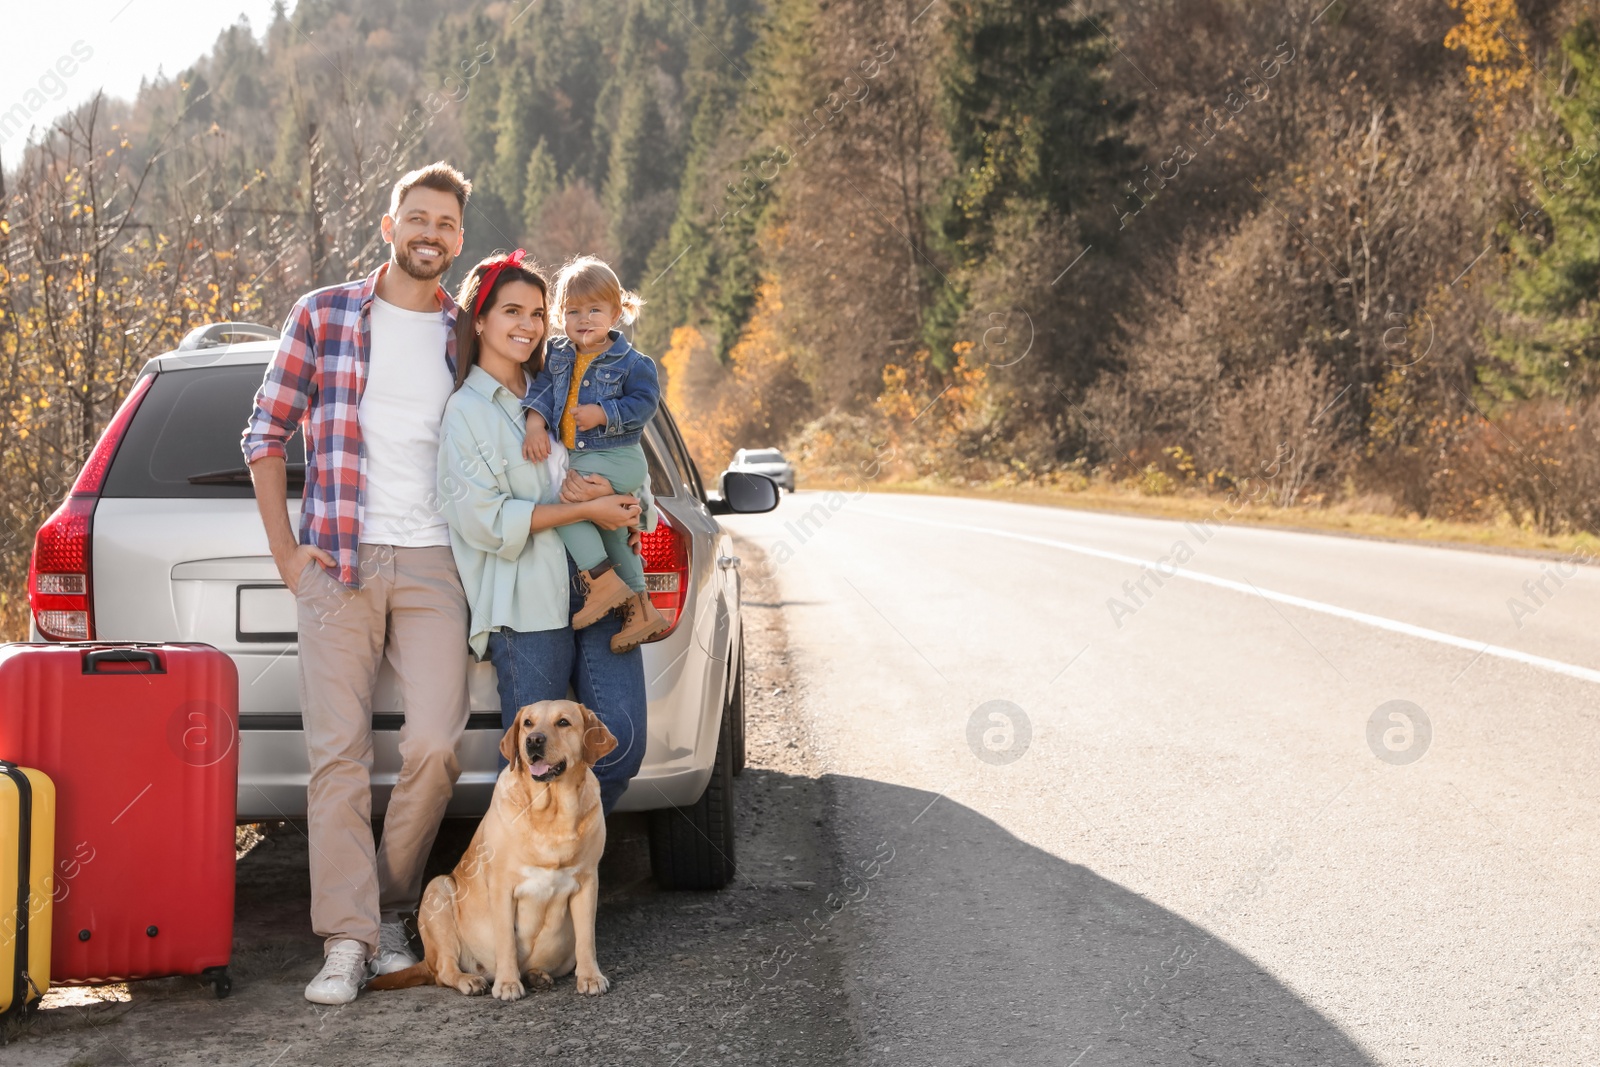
[559,348,604,448]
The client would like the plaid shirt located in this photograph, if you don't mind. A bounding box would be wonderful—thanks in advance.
[241,263,459,589]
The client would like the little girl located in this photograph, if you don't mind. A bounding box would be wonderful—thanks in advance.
[522,255,666,652]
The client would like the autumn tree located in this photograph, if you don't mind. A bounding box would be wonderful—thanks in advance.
[0,99,264,636]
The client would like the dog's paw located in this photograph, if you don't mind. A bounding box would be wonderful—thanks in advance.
[574,970,610,996]
[492,976,527,1002]
[456,974,489,997]
[523,968,554,992]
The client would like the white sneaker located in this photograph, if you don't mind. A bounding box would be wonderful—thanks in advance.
[373,920,419,976]
[305,939,368,1005]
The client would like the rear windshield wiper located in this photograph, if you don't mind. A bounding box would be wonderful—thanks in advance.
[188,466,307,487]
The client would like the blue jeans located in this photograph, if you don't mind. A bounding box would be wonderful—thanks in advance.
[485,559,647,815]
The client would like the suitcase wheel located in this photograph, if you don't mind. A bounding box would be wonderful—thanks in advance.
[202,966,232,999]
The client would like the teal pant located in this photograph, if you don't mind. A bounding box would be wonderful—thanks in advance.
[558,444,648,592]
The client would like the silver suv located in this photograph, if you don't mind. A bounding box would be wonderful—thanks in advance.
[25,327,778,889]
[729,448,795,493]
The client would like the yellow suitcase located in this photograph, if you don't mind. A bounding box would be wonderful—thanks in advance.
[0,760,53,1019]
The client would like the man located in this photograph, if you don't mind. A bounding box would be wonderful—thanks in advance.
[242,162,473,1005]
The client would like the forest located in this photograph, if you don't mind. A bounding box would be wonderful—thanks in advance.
[4,0,1600,637]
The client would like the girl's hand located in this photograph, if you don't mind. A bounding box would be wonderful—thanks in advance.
[522,412,551,462]
[587,494,642,531]
[574,403,606,431]
[627,529,643,552]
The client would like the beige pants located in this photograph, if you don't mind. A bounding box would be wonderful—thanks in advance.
[295,544,469,958]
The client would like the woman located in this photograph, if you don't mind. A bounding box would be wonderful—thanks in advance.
[436,249,650,813]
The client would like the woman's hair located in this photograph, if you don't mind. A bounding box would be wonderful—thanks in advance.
[453,251,550,391]
[551,255,644,332]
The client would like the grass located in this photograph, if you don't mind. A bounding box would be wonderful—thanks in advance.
[798,474,1600,562]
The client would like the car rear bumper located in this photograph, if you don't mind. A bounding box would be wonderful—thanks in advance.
[235,721,716,818]
[229,604,729,820]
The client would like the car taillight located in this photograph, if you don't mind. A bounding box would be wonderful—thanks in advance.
[28,373,154,641]
[29,497,96,639]
[639,511,690,642]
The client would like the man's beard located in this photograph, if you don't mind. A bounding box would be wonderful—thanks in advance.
[395,240,454,281]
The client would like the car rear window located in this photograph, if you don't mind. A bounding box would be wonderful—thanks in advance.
[644,424,677,498]
[657,407,706,500]
[742,450,784,463]
[102,364,304,499]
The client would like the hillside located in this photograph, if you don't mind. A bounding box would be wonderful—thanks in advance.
[4,0,1600,635]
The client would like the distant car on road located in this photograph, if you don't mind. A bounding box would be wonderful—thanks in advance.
[26,322,781,890]
[729,448,795,493]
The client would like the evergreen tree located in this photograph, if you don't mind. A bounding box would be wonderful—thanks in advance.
[523,137,558,237]
[425,12,500,173]
[491,63,536,222]
[603,81,680,281]
[638,0,784,357]
[940,0,1135,259]
[1495,19,1600,398]
[599,0,687,281]
[526,0,617,188]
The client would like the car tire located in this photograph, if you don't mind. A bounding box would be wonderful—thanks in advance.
[730,634,746,777]
[648,700,736,890]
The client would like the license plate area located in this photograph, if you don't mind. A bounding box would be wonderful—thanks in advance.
[236,583,296,642]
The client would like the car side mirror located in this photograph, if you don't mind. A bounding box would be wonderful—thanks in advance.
[710,471,780,514]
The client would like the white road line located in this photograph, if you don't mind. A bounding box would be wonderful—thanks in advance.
[854,509,1600,687]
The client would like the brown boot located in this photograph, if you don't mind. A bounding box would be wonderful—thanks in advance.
[610,592,668,653]
[573,564,633,629]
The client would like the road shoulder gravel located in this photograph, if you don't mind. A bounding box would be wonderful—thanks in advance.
[0,536,857,1067]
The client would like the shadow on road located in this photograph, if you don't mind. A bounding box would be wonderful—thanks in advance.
[823,774,1375,1066]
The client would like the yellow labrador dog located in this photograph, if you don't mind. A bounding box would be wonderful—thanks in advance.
[369,699,617,1001]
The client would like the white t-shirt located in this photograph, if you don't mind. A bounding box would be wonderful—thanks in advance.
[358,296,454,547]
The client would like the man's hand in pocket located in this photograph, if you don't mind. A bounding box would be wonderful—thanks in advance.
[275,543,336,595]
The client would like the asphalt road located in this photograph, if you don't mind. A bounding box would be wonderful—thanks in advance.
[718,490,1599,1066]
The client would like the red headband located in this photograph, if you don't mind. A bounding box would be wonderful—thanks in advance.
[473,248,528,318]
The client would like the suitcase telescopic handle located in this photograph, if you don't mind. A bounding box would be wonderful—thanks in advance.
[82,648,165,674]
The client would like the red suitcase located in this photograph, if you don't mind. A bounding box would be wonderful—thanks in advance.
[0,642,237,997]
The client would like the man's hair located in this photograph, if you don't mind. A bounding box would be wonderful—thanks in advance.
[389,161,472,218]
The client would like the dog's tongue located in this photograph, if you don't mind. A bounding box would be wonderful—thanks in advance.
[529,758,552,777]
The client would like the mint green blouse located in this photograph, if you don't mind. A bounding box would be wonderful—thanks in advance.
[437,364,654,659]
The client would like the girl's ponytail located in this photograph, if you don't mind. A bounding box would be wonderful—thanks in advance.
[617,287,645,325]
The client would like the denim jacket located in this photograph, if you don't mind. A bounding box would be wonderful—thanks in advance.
[521,331,660,451]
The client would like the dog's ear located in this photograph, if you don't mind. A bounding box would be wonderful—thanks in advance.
[578,704,618,766]
[499,717,524,768]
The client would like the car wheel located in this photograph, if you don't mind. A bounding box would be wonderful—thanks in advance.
[648,700,736,890]
[731,634,746,777]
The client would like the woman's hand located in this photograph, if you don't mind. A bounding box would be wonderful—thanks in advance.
[560,470,615,503]
[586,494,643,531]
[522,411,551,462]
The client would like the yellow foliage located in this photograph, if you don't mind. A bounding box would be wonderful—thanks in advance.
[663,283,810,472]
[1444,0,1532,117]
[873,345,988,460]
[660,325,712,415]
[1,149,263,638]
